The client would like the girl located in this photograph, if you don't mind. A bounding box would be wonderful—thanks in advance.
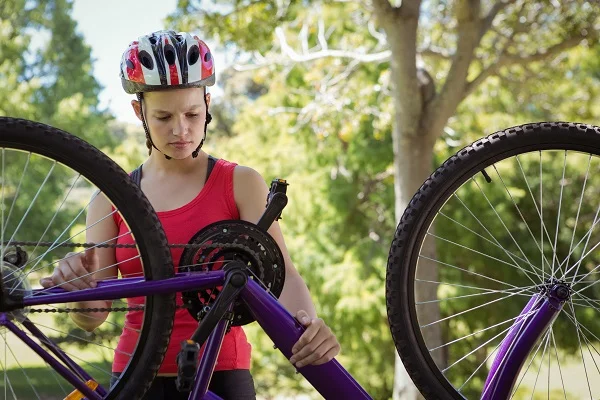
[41,30,340,399]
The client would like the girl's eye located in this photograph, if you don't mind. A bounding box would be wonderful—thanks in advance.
[187,114,199,118]
[157,116,170,121]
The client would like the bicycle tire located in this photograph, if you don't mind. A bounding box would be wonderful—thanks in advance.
[386,121,600,399]
[0,117,176,399]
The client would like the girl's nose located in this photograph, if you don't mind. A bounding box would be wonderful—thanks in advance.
[172,117,188,136]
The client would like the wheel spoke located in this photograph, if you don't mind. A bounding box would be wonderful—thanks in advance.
[551,329,568,400]
[17,174,83,275]
[417,288,536,305]
[31,321,131,357]
[491,165,552,277]
[2,192,106,282]
[4,161,57,259]
[471,176,540,278]
[438,210,533,271]
[424,234,542,283]
[0,338,18,400]
[567,300,594,398]
[2,333,41,400]
[564,235,600,284]
[420,286,534,328]
[566,153,592,278]
[415,278,537,297]
[12,205,118,281]
[457,335,505,393]
[24,252,140,298]
[429,308,537,352]
[507,328,551,399]
[550,151,568,278]
[572,266,600,295]
[515,154,561,273]
[570,293,600,315]
[2,153,31,240]
[528,329,551,400]
[442,323,514,373]
[453,191,541,284]
[557,209,600,274]
[419,253,534,290]
[0,119,181,400]
[18,324,114,379]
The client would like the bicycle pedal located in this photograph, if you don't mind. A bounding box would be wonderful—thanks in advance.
[175,339,200,392]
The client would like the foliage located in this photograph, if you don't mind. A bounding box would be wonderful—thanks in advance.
[2,0,599,398]
[0,0,116,264]
[0,0,121,377]
[169,1,600,398]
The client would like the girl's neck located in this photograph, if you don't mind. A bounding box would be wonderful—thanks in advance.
[143,150,207,177]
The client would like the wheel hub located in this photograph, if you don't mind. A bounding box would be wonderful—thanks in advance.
[0,260,32,323]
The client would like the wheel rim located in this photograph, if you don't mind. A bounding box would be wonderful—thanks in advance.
[0,119,173,400]
[403,145,600,399]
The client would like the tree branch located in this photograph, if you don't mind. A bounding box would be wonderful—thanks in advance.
[479,0,516,41]
[370,0,397,23]
[502,33,592,65]
[367,19,387,49]
[463,30,592,98]
[427,0,481,138]
[419,47,452,60]
[275,26,391,63]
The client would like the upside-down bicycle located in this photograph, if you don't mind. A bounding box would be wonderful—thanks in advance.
[0,118,599,399]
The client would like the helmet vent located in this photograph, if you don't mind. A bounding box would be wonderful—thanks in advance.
[188,45,200,65]
[139,50,154,70]
[204,51,212,62]
[164,44,176,65]
[126,59,135,70]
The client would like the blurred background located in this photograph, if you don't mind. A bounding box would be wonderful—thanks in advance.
[1,0,599,398]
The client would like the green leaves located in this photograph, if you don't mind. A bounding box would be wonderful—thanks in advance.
[0,0,114,148]
[167,0,600,397]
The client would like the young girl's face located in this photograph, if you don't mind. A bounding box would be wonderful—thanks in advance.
[132,87,211,159]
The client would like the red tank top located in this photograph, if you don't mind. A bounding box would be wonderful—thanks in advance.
[111,159,252,373]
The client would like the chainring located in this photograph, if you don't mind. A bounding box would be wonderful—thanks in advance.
[178,220,285,326]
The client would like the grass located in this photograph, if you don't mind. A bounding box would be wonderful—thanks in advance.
[0,363,111,400]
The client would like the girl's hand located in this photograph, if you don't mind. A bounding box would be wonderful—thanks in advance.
[40,247,99,291]
[289,310,341,368]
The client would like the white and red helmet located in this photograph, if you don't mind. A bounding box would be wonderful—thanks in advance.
[120,30,215,94]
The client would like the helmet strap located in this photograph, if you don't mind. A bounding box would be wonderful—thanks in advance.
[137,92,172,160]
[192,89,212,159]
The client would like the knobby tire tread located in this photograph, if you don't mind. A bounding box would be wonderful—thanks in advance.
[0,117,176,400]
[386,122,600,399]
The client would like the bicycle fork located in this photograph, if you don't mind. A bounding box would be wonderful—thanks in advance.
[481,281,570,400]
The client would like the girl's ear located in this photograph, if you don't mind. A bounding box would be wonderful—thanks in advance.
[205,92,211,108]
[131,99,143,121]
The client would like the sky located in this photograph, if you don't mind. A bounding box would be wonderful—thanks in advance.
[72,0,224,124]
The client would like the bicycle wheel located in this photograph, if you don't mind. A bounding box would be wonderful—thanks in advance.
[387,122,600,399]
[0,118,175,399]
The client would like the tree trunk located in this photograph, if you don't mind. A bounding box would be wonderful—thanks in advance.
[391,121,442,399]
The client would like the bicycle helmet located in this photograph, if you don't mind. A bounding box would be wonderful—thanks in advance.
[119,30,214,159]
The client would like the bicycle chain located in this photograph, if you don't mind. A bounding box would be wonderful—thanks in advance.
[5,240,261,315]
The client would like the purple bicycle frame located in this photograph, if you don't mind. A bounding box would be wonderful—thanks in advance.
[3,270,372,400]
[480,284,569,400]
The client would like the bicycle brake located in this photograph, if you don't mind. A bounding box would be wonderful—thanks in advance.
[175,340,200,392]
